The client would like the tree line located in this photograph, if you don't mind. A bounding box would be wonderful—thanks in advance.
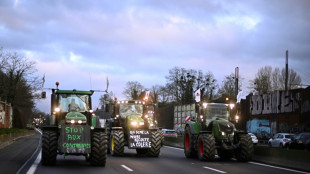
[116,66,302,106]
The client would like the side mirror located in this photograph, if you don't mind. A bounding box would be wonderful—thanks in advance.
[41,91,46,99]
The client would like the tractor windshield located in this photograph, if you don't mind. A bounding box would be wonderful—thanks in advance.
[205,104,229,124]
[119,104,143,118]
[58,94,89,112]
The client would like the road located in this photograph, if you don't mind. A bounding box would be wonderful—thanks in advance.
[31,146,309,174]
[1,132,309,174]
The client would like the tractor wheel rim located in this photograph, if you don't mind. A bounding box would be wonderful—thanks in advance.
[199,140,204,156]
[185,133,190,151]
[111,137,114,151]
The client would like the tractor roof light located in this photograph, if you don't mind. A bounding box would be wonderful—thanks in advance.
[131,121,138,126]
[230,104,235,109]
[202,103,208,109]
[235,115,239,120]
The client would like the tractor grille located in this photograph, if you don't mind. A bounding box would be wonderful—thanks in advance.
[219,121,234,134]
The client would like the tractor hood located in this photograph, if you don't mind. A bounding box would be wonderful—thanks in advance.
[65,111,87,124]
[217,119,235,134]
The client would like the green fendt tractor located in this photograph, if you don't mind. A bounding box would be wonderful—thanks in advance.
[184,102,253,162]
[105,98,162,157]
[41,82,107,166]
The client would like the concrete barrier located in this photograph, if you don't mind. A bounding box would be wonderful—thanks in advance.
[0,130,35,149]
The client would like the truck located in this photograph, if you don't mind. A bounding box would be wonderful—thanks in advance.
[41,82,107,166]
[183,102,253,162]
[105,98,163,157]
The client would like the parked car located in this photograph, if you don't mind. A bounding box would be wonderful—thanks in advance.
[268,133,294,148]
[288,132,310,150]
[162,129,178,138]
[248,133,258,145]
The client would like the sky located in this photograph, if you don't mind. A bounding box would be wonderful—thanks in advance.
[0,0,309,113]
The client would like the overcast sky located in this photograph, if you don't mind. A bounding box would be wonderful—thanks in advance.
[0,0,309,112]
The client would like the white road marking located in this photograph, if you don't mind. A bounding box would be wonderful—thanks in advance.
[249,162,310,174]
[203,166,227,173]
[163,146,183,150]
[26,151,41,174]
[121,164,134,172]
[17,128,42,174]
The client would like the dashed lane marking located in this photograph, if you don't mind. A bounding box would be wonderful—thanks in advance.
[163,146,183,150]
[249,162,310,174]
[121,164,134,172]
[203,166,227,173]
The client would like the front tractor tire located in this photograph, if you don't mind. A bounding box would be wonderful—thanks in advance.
[41,130,58,165]
[184,126,196,158]
[90,132,107,166]
[235,134,253,162]
[197,134,216,161]
[147,130,161,157]
[110,130,125,156]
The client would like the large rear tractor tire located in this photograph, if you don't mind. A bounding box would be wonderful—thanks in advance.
[197,134,216,161]
[41,130,58,165]
[147,131,161,157]
[90,132,107,166]
[184,126,196,158]
[235,134,253,162]
[110,130,125,156]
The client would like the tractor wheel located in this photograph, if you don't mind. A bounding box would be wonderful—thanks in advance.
[41,130,58,165]
[159,130,164,146]
[184,126,196,158]
[90,132,107,166]
[146,131,161,157]
[218,149,233,160]
[197,134,216,161]
[235,134,253,162]
[110,130,124,156]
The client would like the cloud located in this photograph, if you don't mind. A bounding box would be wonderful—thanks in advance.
[1,0,310,112]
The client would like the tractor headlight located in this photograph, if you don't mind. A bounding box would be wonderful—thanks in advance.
[78,120,82,124]
[70,120,75,124]
[131,121,138,126]
[139,122,144,126]
[54,107,60,112]
[222,131,225,136]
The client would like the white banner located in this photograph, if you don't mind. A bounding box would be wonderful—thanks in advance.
[195,89,201,102]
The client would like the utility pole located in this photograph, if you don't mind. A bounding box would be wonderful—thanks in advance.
[235,67,239,102]
[285,50,288,91]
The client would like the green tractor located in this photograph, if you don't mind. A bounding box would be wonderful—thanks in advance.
[184,102,253,162]
[41,82,107,166]
[105,99,163,157]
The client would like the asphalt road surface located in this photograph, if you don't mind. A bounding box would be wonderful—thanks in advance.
[31,146,309,174]
[2,132,309,174]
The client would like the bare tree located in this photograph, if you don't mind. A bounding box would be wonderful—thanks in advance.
[218,73,242,101]
[122,81,144,100]
[0,47,41,128]
[250,66,302,94]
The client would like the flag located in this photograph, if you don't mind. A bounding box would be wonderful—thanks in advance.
[195,88,200,102]
[145,91,150,100]
[106,77,109,92]
[42,73,45,90]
